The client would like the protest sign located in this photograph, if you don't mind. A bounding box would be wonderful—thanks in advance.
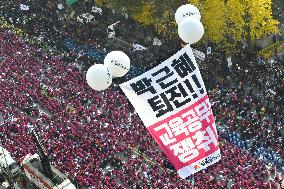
[120,45,220,178]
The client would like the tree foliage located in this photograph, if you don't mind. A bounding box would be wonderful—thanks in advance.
[202,0,227,44]
[190,0,279,50]
[132,1,156,26]
[245,0,279,40]
[96,0,279,50]
[226,0,246,42]
[154,10,177,37]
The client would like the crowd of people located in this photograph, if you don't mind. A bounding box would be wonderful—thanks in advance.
[0,29,283,188]
[0,0,283,188]
[205,51,284,170]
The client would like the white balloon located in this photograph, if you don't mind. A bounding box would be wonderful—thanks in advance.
[86,64,112,91]
[175,4,201,24]
[178,17,204,45]
[104,51,130,78]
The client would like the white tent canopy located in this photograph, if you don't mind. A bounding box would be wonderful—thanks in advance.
[0,146,16,167]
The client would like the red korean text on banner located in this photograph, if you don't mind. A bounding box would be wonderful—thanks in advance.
[120,45,221,178]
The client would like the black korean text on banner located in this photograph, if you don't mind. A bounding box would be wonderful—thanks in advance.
[120,45,220,179]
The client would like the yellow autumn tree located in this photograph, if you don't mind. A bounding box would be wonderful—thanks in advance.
[96,0,279,52]
[95,0,109,6]
[152,0,182,37]
[154,10,177,37]
[189,0,202,11]
[132,1,156,26]
[226,0,246,42]
[245,0,279,43]
[189,0,279,51]
[202,0,227,44]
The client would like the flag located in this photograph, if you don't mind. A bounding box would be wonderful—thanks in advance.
[20,4,29,10]
[120,45,221,179]
[207,47,212,55]
[58,4,64,9]
[153,38,162,46]
[192,48,205,61]
[227,57,232,68]
[92,6,102,15]
[133,43,147,51]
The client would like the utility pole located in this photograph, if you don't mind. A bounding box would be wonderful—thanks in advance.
[29,126,53,180]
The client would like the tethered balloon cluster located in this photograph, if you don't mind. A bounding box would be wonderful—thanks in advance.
[86,4,203,91]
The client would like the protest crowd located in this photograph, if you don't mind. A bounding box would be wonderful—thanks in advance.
[0,1,283,188]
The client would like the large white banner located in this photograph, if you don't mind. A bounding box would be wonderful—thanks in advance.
[120,45,220,178]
